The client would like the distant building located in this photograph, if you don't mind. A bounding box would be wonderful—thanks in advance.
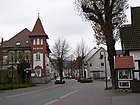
[83,47,111,79]
[120,6,140,80]
[0,17,52,83]
[74,56,83,77]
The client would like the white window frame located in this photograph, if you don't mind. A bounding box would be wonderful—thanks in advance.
[33,39,36,45]
[118,70,133,80]
[37,38,40,45]
[16,41,21,46]
[36,52,40,61]
[118,81,130,88]
[41,39,43,45]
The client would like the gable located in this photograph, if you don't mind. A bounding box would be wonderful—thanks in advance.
[84,47,106,62]
[1,28,31,48]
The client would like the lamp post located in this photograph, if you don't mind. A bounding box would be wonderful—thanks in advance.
[10,53,14,89]
[100,50,108,89]
[24,69,29,87]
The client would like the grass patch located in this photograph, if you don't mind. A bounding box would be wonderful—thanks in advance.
[0,83,34,90]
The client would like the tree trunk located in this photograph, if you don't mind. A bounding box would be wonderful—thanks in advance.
[58,60,63,81]
[59,68,63,81]
[104,24,117,88]
[107,42,117,89]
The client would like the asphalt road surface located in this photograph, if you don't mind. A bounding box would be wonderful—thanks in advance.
[0,79,139,105]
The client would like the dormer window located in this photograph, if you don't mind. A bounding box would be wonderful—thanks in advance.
[16,41,21,46]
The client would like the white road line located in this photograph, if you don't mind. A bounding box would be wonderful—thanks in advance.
[6,91,37,98]
[43,99,59,105]
[5,85,61,99]
[59,90,77,99]
[43,90,77,105]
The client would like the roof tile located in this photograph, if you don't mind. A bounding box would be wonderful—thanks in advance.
[1,28,31,48]
[120,7,140,50]
[115,56,134,69]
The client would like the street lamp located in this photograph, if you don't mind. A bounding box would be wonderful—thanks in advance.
[99,50,108,89]
[24,69,29,87]
[10,53,14,89]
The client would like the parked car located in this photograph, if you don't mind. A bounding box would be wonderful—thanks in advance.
[56,76,64,80]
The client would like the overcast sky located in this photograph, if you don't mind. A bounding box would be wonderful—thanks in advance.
[0,0,140,51]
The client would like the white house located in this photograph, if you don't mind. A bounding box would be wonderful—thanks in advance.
[84,47,111,79]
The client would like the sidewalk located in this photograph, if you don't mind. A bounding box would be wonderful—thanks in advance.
[112,90,140,105]
[102,81,140,105]
[98,80,140,105]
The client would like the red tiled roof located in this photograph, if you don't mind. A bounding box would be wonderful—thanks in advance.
[115,56,135,69]
[1,28,31,48]
[30,17,49,39]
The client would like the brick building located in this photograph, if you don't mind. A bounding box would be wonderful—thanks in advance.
[0,17,52,83]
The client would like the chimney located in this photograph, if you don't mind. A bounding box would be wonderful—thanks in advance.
[1,38,3,45]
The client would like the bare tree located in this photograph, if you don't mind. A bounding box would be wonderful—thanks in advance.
[75,0,128,88]
[52,38,71,81]
[75,39,88,57]
[0,46,2,70]
[74,39,88,78]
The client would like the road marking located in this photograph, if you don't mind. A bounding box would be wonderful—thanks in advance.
[43,90,77,105]
[59,90,77,99]
[43,99,59,105]
[5,85,61,99]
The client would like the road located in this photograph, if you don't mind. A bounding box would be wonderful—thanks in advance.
[0,80,77,105]
[0,79,140,105]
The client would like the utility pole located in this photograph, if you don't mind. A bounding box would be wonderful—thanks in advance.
[100,50,108,89]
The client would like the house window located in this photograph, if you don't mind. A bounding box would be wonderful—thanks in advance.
[90,63,92,66]
[118,81,130,88]
[25,51,30,62]
[16,41,21,46]
[41,39,43,45]
[118,70,132,80]
[37,38,40,45]
[36,52,40,61]
[33,39,36,45]
[101,63,104,66]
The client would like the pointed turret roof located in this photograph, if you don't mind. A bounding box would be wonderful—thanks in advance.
[30,17,49,39]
